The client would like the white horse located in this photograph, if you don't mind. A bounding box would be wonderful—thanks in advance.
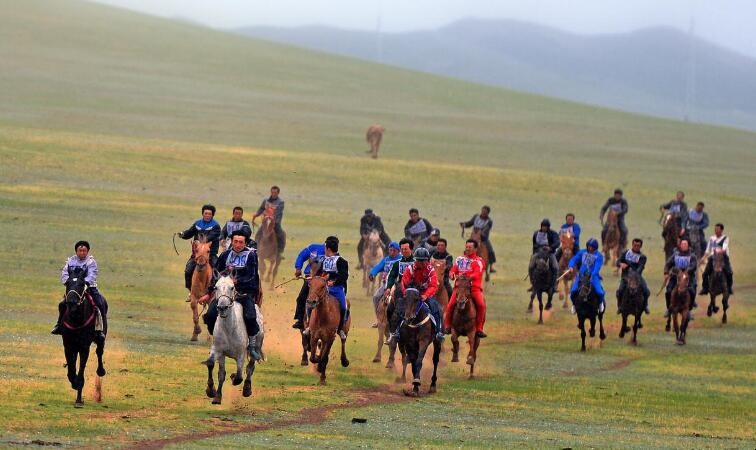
[205,275,264,404]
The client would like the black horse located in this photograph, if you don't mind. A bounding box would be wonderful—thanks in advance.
[618,269,644,345]
[574,271,606,352]
[61,267,106,407]
[398,288,441,396]
[528,251,555,324]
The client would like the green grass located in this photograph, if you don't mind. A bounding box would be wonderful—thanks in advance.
[0,1,755,448]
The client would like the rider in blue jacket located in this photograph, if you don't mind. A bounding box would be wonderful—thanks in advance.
[291,242,326,329]
[567,238,605,314]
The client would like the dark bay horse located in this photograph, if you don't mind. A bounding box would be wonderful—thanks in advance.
[528,250,554,324]
[662,213,680,260]
[306,276,350,385]
[399,288,441,396]
[574,271,606,352]
[258,207,281,289]
[618,269,644,345]
[449,276,479,379]
[706,252,730,324]
[669,269,692,345]
[61,267,106,407]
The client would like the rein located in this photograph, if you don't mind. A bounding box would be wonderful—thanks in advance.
[63,290,96,331]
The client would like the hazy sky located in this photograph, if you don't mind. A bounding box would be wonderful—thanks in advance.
[95,0,756,58]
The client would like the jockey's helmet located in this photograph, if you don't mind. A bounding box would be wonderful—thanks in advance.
[413,248,431,261]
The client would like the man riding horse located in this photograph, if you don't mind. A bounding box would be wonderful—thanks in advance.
[421,228,441,253]
[600,188,629,251]
[664,239,698,320]
[52,241,108,342]
[529,244,559,294]
[684,201,709,258]
[431,238,454,299]
[444,239,487,338]
[252,185,286,257]
[460,205,497,273]
[660,191,688,231]
[200,230,262,361]
[556,213,581,260]
[404,208,434,247]
[567,238,606,315]
[220,206,254,249]
[303,236,349,340]
[368,241,401,327]
[178,204,222,301]
[532,218,559,254]
[291,241,326,330]
[357,209,392,270]
[394,247,444,343]
[700,223,734,296]
[616,238,651,315]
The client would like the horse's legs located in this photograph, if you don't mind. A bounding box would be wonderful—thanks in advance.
[707,294,716,317]
[562,280,570,308]
[95,339,106,377]
[527,292,534,313]
[373,324,384,363]
[340,334,350,368]
[537,292,544,324]
[386,337,397,369]
[722,295,729,324]
[231,355,244,386]
[469,335,480,379]
[451,332,460,362]
[64,345,78,389]
[430,341,441,392]
[190,299,200,341]
[309,335,320,364]
[270,255,281,288]
[259,259,267,282]
[400,345,409,384]
[673,313,681,344]
[318,338,334,385]
[206,354,217,398]
[465,331,477,367]
[680,311,689,345]
[213,356,225,404]
[588,315,596,338]
[631,313,640,345]
[545,288,554,311]
[243,357,255,397]
[74,347,90,407]
[300,331,309,366]
[598,311,606,340]
[619,314,628,338]
[578,316,587,352]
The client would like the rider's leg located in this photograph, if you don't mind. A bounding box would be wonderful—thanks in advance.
[184,258,195,291]
[203,299,218,336]
[472,290,487,337]
[292,280,309,329]
[426,297,444,341]
[328,286,348,339]
[641,279,651,314]
[699,258,713,294]
[89,287,108,339]
[51,300,66,334]
[593,278,606,313]
[724,255,734,294]
[240,293,262,360]
[274,223,286,254]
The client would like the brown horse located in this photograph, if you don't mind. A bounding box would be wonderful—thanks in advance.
[257,207,281,289]
[372,288,390,363]
[399,288,441,396]
[306,276,351,385]
[618,269,644,346]
[706,252,730,324]
[431,257,449,317]
[365,124,385,159]
[557,231,575,308]
[669,270,692,345]
[602,209,620,274]
[469,228,491,282]
[449,276,479,379]
[662,213,681,260]
[190,238,212,341]
[362,230,383,296]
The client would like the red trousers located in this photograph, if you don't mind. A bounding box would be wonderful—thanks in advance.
[444,288,486,332]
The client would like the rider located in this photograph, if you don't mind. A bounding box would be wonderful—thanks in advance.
[532,218,559,254]
[368,241,402,326]
[444,239,487,338]
[357,209,392,269]
[660,191,688,231]
[664,239,698,319]
[460,206,497,273]
[699,223,734,295]
[399,247,444,342]
[385,238,416,341]
[178,204,222,300]
[616,238,651,315]
[529,244,559,292]
[567,238,606,314]
[315,236,349,340]
[600,188,629,251]
[431,238,454,299]
[220,206,254,249]
[252,185,286,257]
[558,213,581,254]
[52,241,108,342]
[291,241,327,329]
[421,228,441,253]
[404,208,434,246]
[684,201,709,257]
[200,230,262,361]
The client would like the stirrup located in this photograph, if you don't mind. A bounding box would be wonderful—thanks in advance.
[302,327,311,337]
[51,324,63,335]
[570,305,576,315]
[338,330,347,340]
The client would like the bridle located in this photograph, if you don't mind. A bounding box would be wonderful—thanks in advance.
[404,288,430,327]
[65,278,88,307]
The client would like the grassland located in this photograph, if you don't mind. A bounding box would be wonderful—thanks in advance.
[0,1,755,448]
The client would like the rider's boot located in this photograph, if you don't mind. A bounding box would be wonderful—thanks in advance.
[337,308,347,340]
[51,303,64,335]
[291,319,304,330]
[475,330,487,338]
[248,335,262,361]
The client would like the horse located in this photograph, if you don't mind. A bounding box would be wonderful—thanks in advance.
[449,276,479,379]
[557,231,575,308]
[707,252,730,324]
[372,287,391,363]
[365,124,385,159]
[528,250,555,323]
[398,288,441,396]
[668,269,692,345]
[306,276,350,385]
[469,228,491,282]
[574,270,606,351]
[189,238,212,341]
[602,209,620,274]
[205,275,264,404]
[61,267,106,407]
[687,226,705,264]
[362,230,384,296]
[618,269,644,345]
[431,257,450,320]
[662,213,681,260]
[257,207,281,289]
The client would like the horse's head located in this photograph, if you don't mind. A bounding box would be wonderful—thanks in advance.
[676,269,689,294]
[194,240,211,267]
[431,259,446,285]
[306,276,328,309]
[560,231,573,248]
[454,276,472,310]
[606,209,618,225]
[65,267,89,308]
[403,288,423,321]
[214,275,236,319]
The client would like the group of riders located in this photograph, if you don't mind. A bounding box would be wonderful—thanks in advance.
[52,186,735,357]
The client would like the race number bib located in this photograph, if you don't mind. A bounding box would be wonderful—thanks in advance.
[322,255,340,273]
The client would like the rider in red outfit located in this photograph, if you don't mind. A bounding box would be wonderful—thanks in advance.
[444,239,487,338]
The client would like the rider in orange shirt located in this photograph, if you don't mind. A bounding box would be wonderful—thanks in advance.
[444,239,487,338]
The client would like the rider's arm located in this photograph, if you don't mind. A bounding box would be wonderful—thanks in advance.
[620,199,629,216]
[180,223,196,240]
[253,199,266,218]
[599,200,609,222]
[663,254,675,275]
[461,215,475,229]
[592,253,604,277]
[84,258,98,286]
[369,258,385,277]
[294,245,312,270]
[701,212,710,230]
[386,261,400,289]
[206,223,222,243]
[423,269,438,300]
[60,258,71,284]
[568,251,582,270]
[637,254,647,276]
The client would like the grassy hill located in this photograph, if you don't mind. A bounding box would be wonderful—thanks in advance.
[0,1,754,448]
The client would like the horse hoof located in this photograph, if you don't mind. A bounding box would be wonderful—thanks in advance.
[428,386,437,394]
[231,375,242,386]
[580,347,586,352]
[74,401,84,408]
[97,368,106,377]
[707,309,713,317]
[243,382,252,397]
[341,358,350,368]
[600,332,606,340]
[466,356,475,365]
[403,388,419,397]
[623,326,631,333]
[545,303,552,311]
[319,379,327,386]
[713,306,720,313]
[538,319,543,325]
[212,397,222,404]
[451,356,459,363]
[385,361,394,369]
[206,386,216,398]
[526,307,533,313]
[589,330,596,338]
[300,358,309,366]
[372,357,381,363]
[665,324,671,332]
[631,340,637,346]
[676,340,684,346]
[619,332,625,338]
[722,316,727,324]
[190,335,198,342]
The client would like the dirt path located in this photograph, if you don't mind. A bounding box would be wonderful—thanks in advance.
[132,386,410,449]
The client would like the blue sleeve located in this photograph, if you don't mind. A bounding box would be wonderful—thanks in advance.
[574,223,581,241]
[568,250,582,269]
[592,253,604,277]
[702,213,709,230]
[370,258,386,277]
[295,245,312,270]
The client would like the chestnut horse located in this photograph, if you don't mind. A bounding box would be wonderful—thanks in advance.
[257,207,281,289]
[431,257,450,319]
[372,288,391,363]
[449,276,479,379]
[602,209,620,274]
[306,276,350,385]
[365,124,385,159]
[469,228,491,282]
[557,231,575,308]
[668,269,692,345]
[362,230,383,296]
[190,238,212,341]
[399,288,441,396]
[662,213,681,260]
[706,252,730,324]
